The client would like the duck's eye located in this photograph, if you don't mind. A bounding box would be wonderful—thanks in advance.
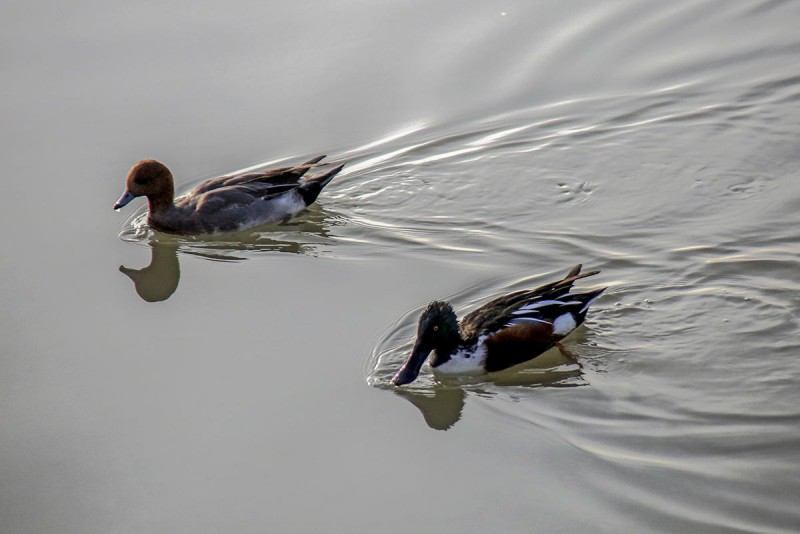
[134,176,148,185]
[433,325,439,331]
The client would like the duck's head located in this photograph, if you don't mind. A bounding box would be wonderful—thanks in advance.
[392,301,460,386]
[114,160,175,211]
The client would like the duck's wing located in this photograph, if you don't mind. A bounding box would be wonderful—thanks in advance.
[460,264,602,339]
[190,155,328,196]
[188,184,295,215]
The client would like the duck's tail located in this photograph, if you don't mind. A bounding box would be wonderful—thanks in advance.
[572,287,607,320]
[553,264,606,320]
[287,155,328,179]
[302,155,327,166]
[299,162,345,205]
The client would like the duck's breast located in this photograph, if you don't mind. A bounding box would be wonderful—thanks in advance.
[432,340,488,376]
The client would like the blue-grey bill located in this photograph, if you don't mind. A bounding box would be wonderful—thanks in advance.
[113,190,135,210]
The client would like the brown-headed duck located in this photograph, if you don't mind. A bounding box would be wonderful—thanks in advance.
[113,155,344,235]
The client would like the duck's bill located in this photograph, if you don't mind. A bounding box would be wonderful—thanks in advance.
[391,341,431,386]
[113,190,135,210]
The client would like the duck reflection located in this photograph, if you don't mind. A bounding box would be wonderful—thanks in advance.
[119,207,339,302]
[180,215,335,258]
[119,242,180,302]
[393,385,467,431]
[385,346,587,431]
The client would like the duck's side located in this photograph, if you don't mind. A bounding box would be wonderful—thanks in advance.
[392,265,606,386]
[437,284,605,376]
[114,156,344,235]
[154,161,344,234]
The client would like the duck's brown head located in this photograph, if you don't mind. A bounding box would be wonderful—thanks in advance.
[114,160,175,212]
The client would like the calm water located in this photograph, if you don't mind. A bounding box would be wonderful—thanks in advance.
[2,1,800,532]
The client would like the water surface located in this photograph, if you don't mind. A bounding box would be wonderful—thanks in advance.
[2,1,800,532]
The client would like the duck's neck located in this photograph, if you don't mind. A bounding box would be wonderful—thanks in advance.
[146,189,175,215]
[430,334,463,367]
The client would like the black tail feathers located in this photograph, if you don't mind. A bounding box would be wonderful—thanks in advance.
[574,287,607,320]
[298,162,345,205]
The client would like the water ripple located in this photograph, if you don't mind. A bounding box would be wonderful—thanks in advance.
[356,68,800,531]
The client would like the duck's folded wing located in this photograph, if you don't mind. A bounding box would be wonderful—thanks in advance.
[460,265,599,337]
[189,183,300,214]
[191,170,295,195]
[191,156,328,195]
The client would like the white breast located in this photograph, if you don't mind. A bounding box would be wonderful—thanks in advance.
[432,337,488,376]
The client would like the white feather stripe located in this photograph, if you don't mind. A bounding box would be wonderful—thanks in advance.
[512,300,565,313]
[580,294,601,314]
[512,299,584,314]
[508,317,552,326]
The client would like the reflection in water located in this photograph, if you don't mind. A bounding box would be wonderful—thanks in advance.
[119,242,180,302]
[119,205,343,301]
[174,208,342,259]
[375,345,587,430]
[393,386,466,431]
[119,200,343,259]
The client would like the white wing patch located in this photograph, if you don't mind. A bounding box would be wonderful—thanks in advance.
[552,313,577,336]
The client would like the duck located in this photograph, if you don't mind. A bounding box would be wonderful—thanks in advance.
[113,155,344,235]
[392,264,606,386]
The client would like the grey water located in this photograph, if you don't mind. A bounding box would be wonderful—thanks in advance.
[2,1,800,532]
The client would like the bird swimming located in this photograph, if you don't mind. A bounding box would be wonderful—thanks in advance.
[392,264,605,386]
[113,155,343,235]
